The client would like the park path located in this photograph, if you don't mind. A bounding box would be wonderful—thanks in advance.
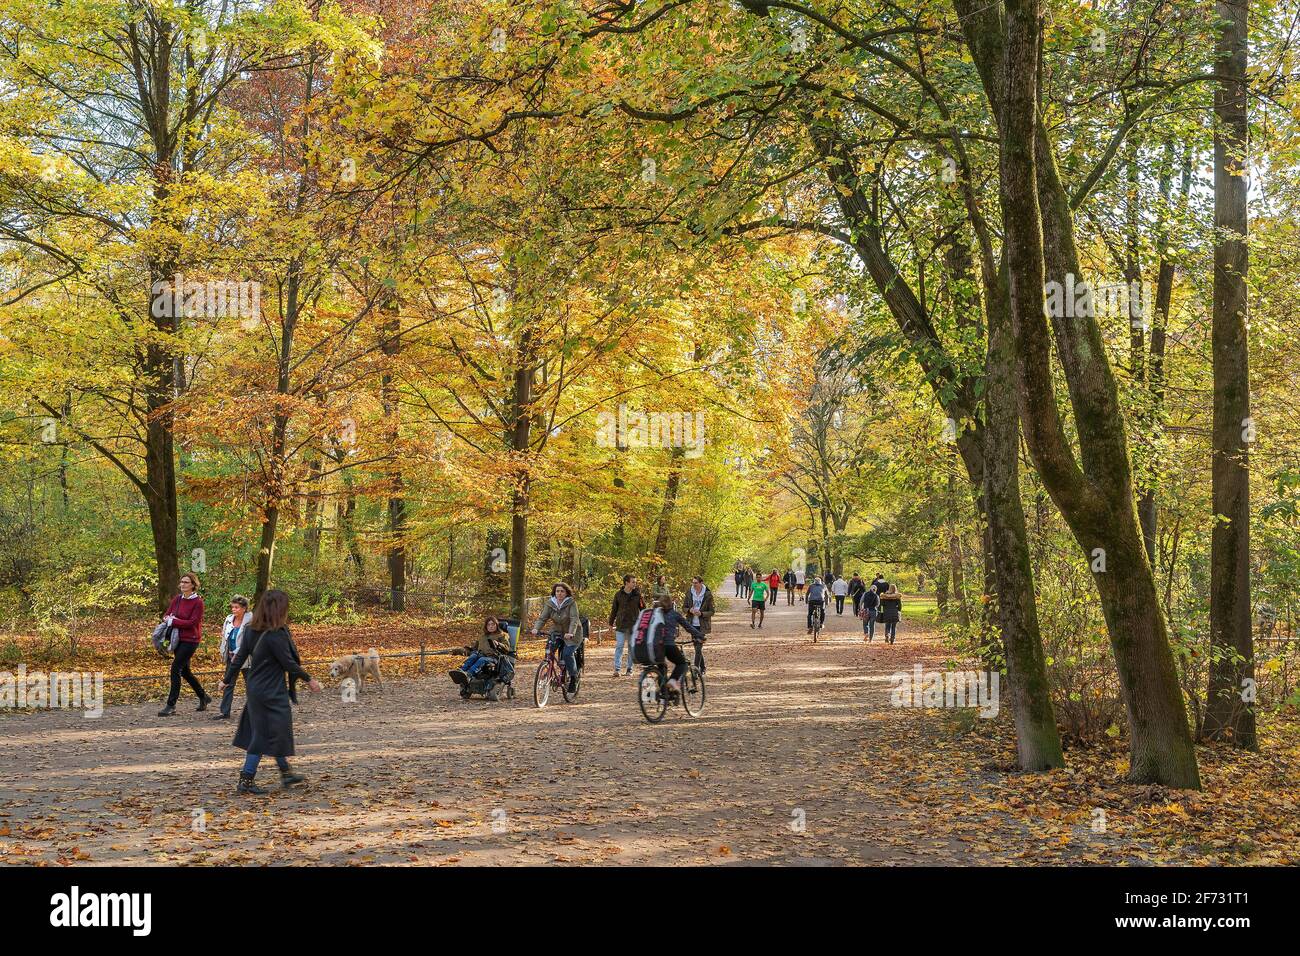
[0,585,1012,866]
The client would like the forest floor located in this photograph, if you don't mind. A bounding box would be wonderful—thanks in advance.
[1,587,1297,866]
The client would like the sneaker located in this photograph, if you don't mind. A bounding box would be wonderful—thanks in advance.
[157,705,175,717]
[212,713,230,720]
[624,669,632,676]
[449,670,468,686]
[666,678,681,693]
[196,694,212,712]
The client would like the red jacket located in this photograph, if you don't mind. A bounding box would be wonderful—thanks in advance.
[767,572,780,588]
[165,594,205,644]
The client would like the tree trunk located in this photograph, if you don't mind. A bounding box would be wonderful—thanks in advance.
[507,324,535,621]
[990,0,1198,786]
[947,518,970,629]
[381,293,406,611]
[145,274,180,612]
[984,272,1063,770]
[303,451,323,563]
[805,115,1063,772]
[1204,0,1256,748]
[254,504,279,604]
[653,446,685,560]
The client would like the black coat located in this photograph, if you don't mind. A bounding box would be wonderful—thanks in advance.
[609,587,645,631]
[223,627,313,758]
[878,595,902,623]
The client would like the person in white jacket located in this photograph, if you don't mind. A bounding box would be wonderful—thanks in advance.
[215,595,250,720]
[831,575,850,614]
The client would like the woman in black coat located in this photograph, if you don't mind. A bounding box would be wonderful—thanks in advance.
[217,589,321,794]
[878,585,903,645]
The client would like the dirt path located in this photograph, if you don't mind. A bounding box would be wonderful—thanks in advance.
[0,587,1146,865]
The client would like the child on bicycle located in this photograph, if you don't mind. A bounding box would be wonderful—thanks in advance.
[532,582,583,693]
[637,594,704,693]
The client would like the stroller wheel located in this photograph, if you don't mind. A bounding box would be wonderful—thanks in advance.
[459,687,471,699]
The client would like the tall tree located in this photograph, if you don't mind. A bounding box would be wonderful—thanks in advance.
[976,0,1200,786]
[1204,0,1256,748]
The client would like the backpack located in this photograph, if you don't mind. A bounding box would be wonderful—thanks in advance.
[632,608,663,666]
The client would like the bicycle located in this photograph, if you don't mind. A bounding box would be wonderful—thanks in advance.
[533,633,584,707]
[809,602,825,643]
[637,638,706,723]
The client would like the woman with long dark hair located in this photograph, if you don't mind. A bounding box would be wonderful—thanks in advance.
[217,590,321,794]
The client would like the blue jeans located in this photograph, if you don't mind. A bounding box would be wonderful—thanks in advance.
[242,752,289,775]
[461,652,489,676]
[862,609,877,640]
[613,630,633,672]
[884,621,898,642]
[549,636,580,683]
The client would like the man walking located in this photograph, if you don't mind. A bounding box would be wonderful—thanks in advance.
[608,574,644,677]
[848,572,866,616]
[831,574,849,614]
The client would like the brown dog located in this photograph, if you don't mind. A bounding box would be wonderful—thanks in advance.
[328,647,383,694]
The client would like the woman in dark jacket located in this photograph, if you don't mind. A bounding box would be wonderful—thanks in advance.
[217,589,321,794]
[878,585,903,645]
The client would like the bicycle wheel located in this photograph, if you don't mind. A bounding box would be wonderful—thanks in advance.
[533,660,553,708]
[681,666,706,717]
[638,669,668,723]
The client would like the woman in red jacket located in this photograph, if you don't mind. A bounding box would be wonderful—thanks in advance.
[158,572,212,716]
[766,570,781,607]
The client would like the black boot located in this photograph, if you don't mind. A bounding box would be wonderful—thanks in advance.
[157,705,176,716]
[279,765,306,789]
[196,693,212,712]
[237,772,267,795]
